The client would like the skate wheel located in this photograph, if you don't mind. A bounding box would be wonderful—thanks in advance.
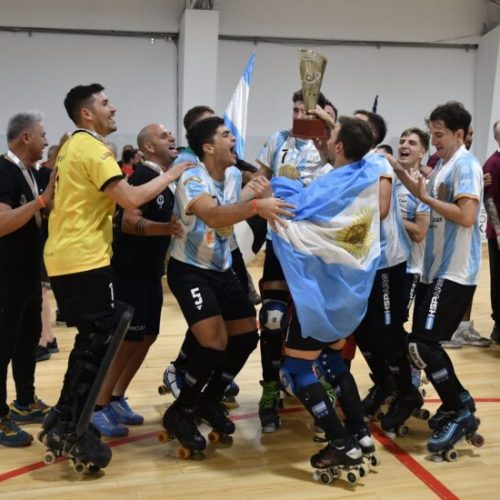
[420,388,427,398]
[158,384,170,396]
[87,465,100,474]
[313,470,321,481]
[176,447,191,460]
[470,433,484,447]
[444,449,458,462]
[397,425,409,437]
[475,417,481,426]
[420,409,431,420]
[370,454,380,467]
[319,471,334,484]
[73,461,86,473]
[208,431,221,444]
[43,450,57,465]
[158,430,170,443]
[346,470,359,484]
[358,464,367,478]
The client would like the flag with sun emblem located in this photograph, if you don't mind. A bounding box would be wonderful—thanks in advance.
[271,158,381,343]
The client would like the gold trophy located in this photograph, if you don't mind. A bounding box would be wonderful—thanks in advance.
[292,49,328,139]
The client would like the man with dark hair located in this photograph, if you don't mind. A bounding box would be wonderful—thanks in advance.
[273,110,379,478]
[255,90,333,432]
[483,120,500,344]
[0,111,51,447]
[183,105,214,132]
[389,101,483,458]
[42,83,191,469]
[354,109,388,147]
[162,116,293,455]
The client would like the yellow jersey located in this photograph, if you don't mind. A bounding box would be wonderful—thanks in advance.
[44,130,124,276]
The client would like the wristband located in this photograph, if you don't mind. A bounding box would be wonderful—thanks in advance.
[251,199,259,214]
[37,195,47,209]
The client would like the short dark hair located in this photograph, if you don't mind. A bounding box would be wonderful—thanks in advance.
[354,109,387,146]
[186,116,225,160]
[428,101,471,136]
[183,105,215,132]
[336,116,373,162]
[400,127,430,152]
[377,144,393,155]
[64,83,104,124]
[325,99,338,121]
[122,148,137,164]
[292,89,328,109]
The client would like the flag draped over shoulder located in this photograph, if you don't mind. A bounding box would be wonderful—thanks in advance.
[271,158,381,343]
[223,52,256,159]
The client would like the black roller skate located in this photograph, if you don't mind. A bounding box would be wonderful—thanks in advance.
[199,395,235,445]
[428,407,484,462]
[381,385,428,438]
[311,435,365,485]
[222,379,240,409]
[362,375,395,421]
[428,391,478,431]
[159,402,206,460]
[39,408,111,473]
[258,380,282,433]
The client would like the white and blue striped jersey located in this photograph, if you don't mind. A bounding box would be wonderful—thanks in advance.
[422,145,483,285]
[169,164,242,271]
[368,151,411,269]
[256,129,328,186]
[394,177,430,276]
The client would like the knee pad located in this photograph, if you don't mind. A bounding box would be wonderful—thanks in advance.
[314,349,348,383]
[279,357,318,396]
[259,291,289,333]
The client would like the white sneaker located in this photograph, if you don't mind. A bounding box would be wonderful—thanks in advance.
[442,321,491,348]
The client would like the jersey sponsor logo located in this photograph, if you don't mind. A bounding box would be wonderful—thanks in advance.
[424,278,444,330]
[381,272,391,325]
[101,151,114,161]
[182,175,203,186]
[190,287,203,311]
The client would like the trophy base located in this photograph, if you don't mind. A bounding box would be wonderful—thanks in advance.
[292,118,327,139]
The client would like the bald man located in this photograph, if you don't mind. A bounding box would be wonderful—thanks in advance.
[91,123,190,437]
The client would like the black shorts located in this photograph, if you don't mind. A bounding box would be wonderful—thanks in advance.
[167,258,255,327]
[115,274,163,341]
[284,305,328,351]
[262,239,286,283]
[411,278,476,343]
[50,266,116,336]
[354,261,407,336]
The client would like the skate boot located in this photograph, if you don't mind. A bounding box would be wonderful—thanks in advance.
[361,375,394,420]
[427,407,484,462]
[258,380,282,433]
[222,380,240,408]
[311,435,365,485]
[381,385,427,437]
[159,402,206,460]
[158,363,184,398]
[354,425,380,469]
[199,395,235,444]
[428,391,477,431]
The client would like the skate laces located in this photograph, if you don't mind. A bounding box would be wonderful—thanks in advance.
[0,417,20,435]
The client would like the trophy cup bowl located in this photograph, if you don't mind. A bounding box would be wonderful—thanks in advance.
[292,49,328,139]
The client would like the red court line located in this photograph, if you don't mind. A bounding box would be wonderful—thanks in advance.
[425,398,500,404]
[371,424,459,500]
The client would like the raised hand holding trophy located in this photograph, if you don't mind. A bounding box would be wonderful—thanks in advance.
[292,49,328,139]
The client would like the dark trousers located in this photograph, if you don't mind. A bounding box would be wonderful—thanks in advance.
[488,239,500,328]
[0,282,42,416]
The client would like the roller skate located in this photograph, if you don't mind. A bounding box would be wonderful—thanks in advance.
[158,363,184,398]
[258,380,282,433]
[39,408,111,473]
[355,425,380,470]
[199,395,235,445]
[159,402,206,460]
[428,391,478,431]
[381,385,428,438]
[428,407,484,462]
[221,380,240,409]
[311,435,366,485]
[362,375,394,421]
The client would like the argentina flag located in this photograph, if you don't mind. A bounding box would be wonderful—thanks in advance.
[224,52,256,158]
[271,159,381,343]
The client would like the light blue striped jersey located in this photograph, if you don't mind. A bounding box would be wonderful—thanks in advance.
[367,151,411,269]
[169,164,242,271]
[422,145,483,285]
[394,177,431,276]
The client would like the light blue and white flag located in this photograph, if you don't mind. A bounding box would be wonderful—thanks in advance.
[271,159,381,343]
[224,52,256,159]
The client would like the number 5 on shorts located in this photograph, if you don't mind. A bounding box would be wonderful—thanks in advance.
[191,287,203,310]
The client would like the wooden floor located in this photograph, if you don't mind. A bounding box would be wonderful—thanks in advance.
[2,247,500,499]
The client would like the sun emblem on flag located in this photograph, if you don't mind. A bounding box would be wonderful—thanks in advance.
[334,207,374,258]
